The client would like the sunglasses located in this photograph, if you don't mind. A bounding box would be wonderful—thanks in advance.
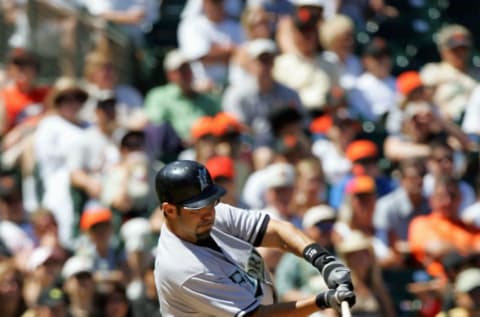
[56,92,87,105]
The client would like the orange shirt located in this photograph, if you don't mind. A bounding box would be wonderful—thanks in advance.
[0,84,49,130]
[409,212,480,277]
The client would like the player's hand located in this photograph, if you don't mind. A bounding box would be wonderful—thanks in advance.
[315,285,356,311]
[323,262,354,290]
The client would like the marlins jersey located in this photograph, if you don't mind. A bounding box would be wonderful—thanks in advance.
[154,203,274,316]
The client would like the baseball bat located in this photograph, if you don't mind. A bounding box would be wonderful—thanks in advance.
[341,301,352,317]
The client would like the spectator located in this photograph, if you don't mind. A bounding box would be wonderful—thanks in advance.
[349,37,398,122]
[95,281,132,317]
[275,205,336,303]
[420,24,478,122]
[273,0,339,113]
[61,256,99,317]
[81,49,144,128]
[408,176,480,279]
[0,261,25,317]
[223,38,303,149]
[177,0,244,91]
[373,158,430,268]
[423,141,475,213]
[76,206,125,273]
[179,116,217,164]
[329,139,395,210]
[34,77,88,247]
[144,49,220,142]
[334,175,393,262]
[436,268,480,317]
[131,260,161,317]
[0,171,32,237]
[335,231,397,317]
[290,156,327,217]
[320,14,363,91]
[69,97,121,208]
[0,48,49,132]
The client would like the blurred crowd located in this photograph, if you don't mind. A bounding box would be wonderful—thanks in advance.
[1,0,480,317]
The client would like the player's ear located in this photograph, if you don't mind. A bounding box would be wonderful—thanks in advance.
[162,202,179,219]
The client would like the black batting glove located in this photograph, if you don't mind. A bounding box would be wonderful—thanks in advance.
[315,285,356,311]
[303,243,354,290]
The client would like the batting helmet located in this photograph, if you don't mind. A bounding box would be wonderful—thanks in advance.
[155,160,226,209]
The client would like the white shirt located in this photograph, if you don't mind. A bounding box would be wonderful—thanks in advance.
[34,115,84,247]
[154,203,273,316]
[178,15,244,85]
[462,85,480,134]
[349,73,398,122]
[322,51,363,91]
[311,138,352,185]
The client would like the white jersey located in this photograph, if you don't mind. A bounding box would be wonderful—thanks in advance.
[154,203,274,316]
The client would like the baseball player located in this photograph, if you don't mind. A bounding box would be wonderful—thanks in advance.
[154,160,355,316]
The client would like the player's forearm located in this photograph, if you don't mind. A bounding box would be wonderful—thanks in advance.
[249,296,319,317]
[260,218,314,257]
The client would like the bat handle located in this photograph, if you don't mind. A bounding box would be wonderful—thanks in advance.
[341,301,352,317]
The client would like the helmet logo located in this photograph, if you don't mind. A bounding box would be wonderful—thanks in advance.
[197,168,209,191]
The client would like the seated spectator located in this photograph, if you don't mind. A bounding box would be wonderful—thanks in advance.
[0,48,49,132]
[275,205,336,303]
[144,49,221,142]
[179,116,217,164]
[95,280,132,317]
[436,268,480,317]
[420,24,478,122]
[408,176,480,280]
[423,141,475,213]
[273,0,339,113]
[34,77,88,247]
[335,231,397,317]
[320,14,363,91]
[329,139,396,210]
[228,5,276,84]
[373,158,430,268]
[384,72,470,162]
[76,206,125,273]
[69,97,121,209]
[0,261,25,317]
[223,39,302,149]
[177,0,244,91]
[61,256,99,317]
[80,49,144,128]
[349,37,398,122]
[334,175,393,262]
[131,260,161,317]
[290,156,327,217]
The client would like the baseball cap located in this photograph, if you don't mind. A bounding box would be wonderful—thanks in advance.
[264,163,296,189]
[45,77,88,109]
[362,37,391,57]
[336,230,372,254]
[397,71,423,96]
[120,218,152,252]
[403,101,431,119]
[302,205,336,229]
[310,115,332,134]
[454,268,480,293]
[205,156,235,180]
[345,140,378,163]
[436,24,472,49]
[61,255,93,280]
[191,116,215,141]
[164,49,190,71]
[246,39,277,59]
[115,128,145,149]
[346,175,376,194]
[37,286,66,308]
[212,112,245,137]
[80,206,112,231]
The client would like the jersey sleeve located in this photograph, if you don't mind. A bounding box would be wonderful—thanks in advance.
[179,272,260,317]
[215,203,270,246]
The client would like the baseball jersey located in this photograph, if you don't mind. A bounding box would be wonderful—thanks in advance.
[154,203,274,316]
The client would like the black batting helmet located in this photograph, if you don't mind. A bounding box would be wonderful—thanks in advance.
[155,160,226,209]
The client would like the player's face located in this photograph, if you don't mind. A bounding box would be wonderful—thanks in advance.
[176,200,219,242]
